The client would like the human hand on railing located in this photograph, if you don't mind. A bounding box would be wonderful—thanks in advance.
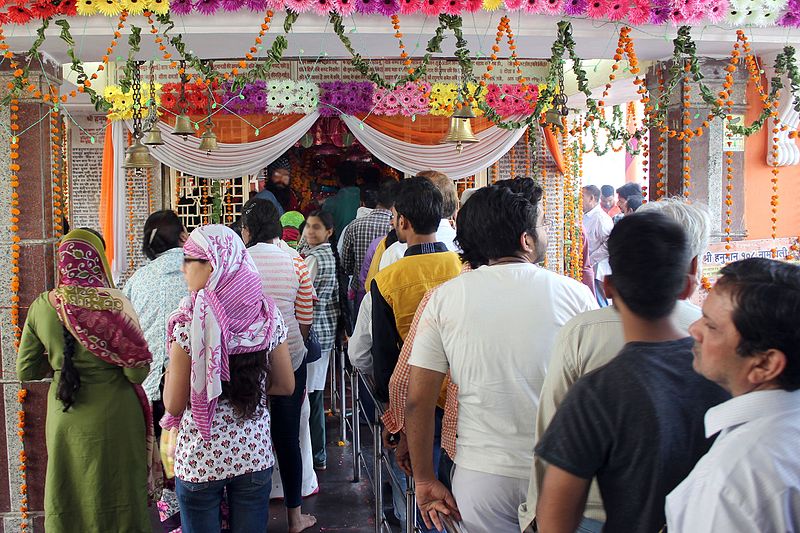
[395,432,412,476]
[382,427,398,449]
[415,479,461,532]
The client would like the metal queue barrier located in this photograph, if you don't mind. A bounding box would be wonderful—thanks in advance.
[328,348,418,533]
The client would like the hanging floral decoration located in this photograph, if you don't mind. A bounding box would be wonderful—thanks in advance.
[485,83,539,116]
[428,82,484,116]
[266,79,319,114]
[17,388,28,530]
[319,81,374,116]
[222,80,269,114]
[372,82,431,116]
[104,83,162,120]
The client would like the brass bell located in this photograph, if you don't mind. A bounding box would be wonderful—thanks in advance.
[122,139,156,169]
[198,122,218,153]
[172,113,195,137]
[441,106,479,153]
[143,123,165,145]
[544,107,563,128]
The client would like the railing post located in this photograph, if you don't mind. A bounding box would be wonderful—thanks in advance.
[406,475,417,533]
[329,349,338,415]
[352,369,361,482]
[374,403,383,533]
[339,347,347,444]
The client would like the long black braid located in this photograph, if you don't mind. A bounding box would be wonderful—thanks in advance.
[307,211,353,346]
[57,325,81,411]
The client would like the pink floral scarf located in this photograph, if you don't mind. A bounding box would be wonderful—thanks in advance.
[164,225,277,441]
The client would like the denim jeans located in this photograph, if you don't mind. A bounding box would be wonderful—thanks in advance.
[270,358,307,509]
[308,389,327,466]
[175,469,273,533]
[578,517,604,533]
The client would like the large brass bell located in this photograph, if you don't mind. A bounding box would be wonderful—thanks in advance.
[172,113,195,137]
[122,139,156,169]
[441,105,479,153]
[143,123,165,145]
[198,122,218,153]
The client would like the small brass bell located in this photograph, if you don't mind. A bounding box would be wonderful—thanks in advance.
[544,107,563,128]
[122,139,156,169]
[441,106,479,153]
[172,113,195,137]
[143,123,165,145]
[198,122,218,153]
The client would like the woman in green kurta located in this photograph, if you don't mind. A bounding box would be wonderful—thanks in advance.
[17,229,154,533]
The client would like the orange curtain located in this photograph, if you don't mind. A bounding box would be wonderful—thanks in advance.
[162,113,305,144]
[99,123,116,267]
[543,125,566,175]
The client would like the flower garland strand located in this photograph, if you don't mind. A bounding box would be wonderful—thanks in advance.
[9,98,22,346]
[681,65,692,198]
[51,91,64,238]
[17,388,28,531]
[655,68,667,198]
[769,115,780,258]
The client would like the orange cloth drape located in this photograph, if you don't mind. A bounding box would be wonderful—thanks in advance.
[99,123,116,268]
[162,113,305,144]
[357,114,493,145]
[543,125,566,175]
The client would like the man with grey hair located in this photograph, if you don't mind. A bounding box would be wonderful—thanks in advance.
[518,197,711,533]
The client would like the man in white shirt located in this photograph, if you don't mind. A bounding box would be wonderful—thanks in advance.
[519,197,712,533]
[581,185,613,306]
[406,186,596,532]
[666,257,800,532]
[379,170,459,270]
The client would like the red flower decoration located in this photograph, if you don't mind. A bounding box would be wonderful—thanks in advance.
[6,4,33,24]
[30,0,58,18]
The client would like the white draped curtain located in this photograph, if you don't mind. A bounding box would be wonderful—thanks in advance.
[340,114,528,180]
[125,111,320,179]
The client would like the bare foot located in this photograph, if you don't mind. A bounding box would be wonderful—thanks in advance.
[287,507,317,533]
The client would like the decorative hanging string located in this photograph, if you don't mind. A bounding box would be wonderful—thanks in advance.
[17,388,28,531]
[8,98,22,346]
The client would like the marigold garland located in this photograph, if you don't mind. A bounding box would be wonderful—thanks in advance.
[9,98,22,346]
[769,115,780,257]
[17,388,28,530]
[681,68,692,198]
[51,89,64,237]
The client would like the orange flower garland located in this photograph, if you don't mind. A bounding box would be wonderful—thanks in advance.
[481,15,532,102]
[769,116,780,258]
[524,128,531,177]
[51,89,64,237]
[9,99,22,346]
[17,388,28,531]
[654,69,667,199]
[228,9,274,78]
[680,67,692,198]
[491,161,499,183]
[509,146,516,177]
[127,165,136,272]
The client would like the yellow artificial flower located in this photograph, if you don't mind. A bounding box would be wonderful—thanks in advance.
[103,85,122,100]
[122,0,146,15]
[483,0,502,10]
[146,0,171,14]
[96,0,123,15]
[76,0,97,15]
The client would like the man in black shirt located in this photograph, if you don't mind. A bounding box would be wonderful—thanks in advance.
[535,212,729,533]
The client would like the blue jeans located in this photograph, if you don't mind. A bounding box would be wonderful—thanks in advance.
[578,517,604,533]
[271,358,307,509]
[175,469,273,533]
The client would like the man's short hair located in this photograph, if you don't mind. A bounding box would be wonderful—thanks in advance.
[625,194,643,213]
[715,258,800,391]
[616,182,642,200]
[495,178,543,205]
[376,179,397,209]
[335,161,358,187]
[361,187,379,209]
[394,176,442,235]
[582,185,601,201]
[601,184,615,198]
[456,186,540,269]
[638,197,711,261]
[608,211,691,320]
[416,170,457,219]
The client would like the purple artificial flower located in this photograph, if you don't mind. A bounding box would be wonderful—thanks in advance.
[170,0,194,15]
[356,0,378,13]
[252,91,268,111]
[194,0,221,15]
[650,0,671,24]
[376,0,400,14]
[222,0,243,10]
[563,0,587,14]
[247,0,269,10]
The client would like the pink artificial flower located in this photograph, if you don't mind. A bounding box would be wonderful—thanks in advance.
[398,0,422,12]
[522,0,544,12]
[443,0,464,13]
[465,0,483,10]
[285,0,312,11]
[670,0,701,23]
[247,0,268,9]
[605,0,629,20]
[541,0,564,14]
[312,0,333,14]
[627,0,651,24]
[331,0,358,14]
[704,0,728,21]
[504,0,525,9]
[587,0,610,18]
[420,0,444,14]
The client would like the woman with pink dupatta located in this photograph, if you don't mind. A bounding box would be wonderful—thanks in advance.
[17,228,154,533]
[162,225,295,533]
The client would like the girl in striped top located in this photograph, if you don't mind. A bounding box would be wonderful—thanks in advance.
[301,211,352,470]
[241,198,317,533]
